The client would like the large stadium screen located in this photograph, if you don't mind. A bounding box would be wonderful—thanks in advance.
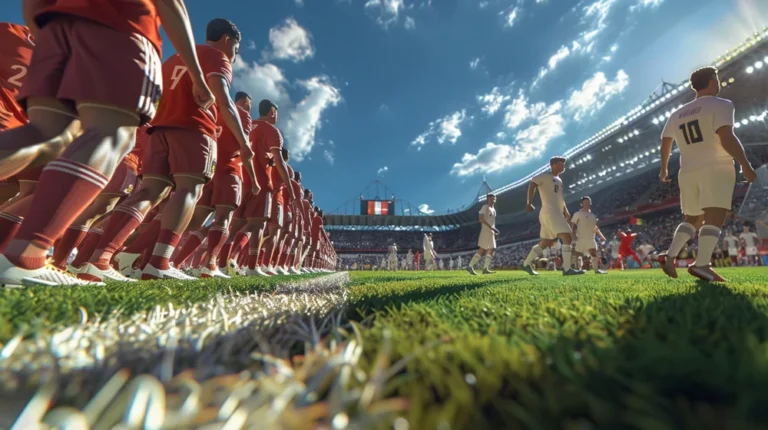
[361,200,395,215]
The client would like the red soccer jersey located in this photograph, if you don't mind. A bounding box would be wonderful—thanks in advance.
[302,199,312,229]
[217,106,251,172]
[35,0,162,57]
[312,215,323,239]
[0,23,34,97]
[619,231,637,251]
[152,44,232,139]
[249,119,283,192]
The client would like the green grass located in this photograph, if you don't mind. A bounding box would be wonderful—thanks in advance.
[0,273,323,341]
[4,268,768,429]
[344,268,768,429]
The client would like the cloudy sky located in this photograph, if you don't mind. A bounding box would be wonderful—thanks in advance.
[3,0,767,215]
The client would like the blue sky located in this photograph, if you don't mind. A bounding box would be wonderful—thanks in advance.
[3,0,768,215]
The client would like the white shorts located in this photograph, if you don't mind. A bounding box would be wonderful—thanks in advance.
[728,248,738,256]
[540,210,571,240]
[478,228,496,250]
[575,239,596,254]
[678,164,735,216]
[611,252,619,259]
[747,247,758,256]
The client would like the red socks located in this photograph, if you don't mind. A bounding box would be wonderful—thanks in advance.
[148,229,181,271]
[90,206,144,270]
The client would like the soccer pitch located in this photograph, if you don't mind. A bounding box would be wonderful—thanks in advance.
[2,268,768,428]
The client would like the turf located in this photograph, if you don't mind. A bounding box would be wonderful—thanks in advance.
[4,268,768,429]
[0,273,323,342]
[344,268,768,430]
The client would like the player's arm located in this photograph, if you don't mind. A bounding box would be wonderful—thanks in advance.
[526,181,537,212]
[270,147,296,201]
[659,137,674,182]
[595,226,607,243]
[562,205,571,223]
[22,0,46,37]
[717,126,757,182]
[154,0,214,109]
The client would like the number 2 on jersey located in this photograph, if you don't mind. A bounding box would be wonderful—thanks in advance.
[679,119,704,145]
[8,65,27,87]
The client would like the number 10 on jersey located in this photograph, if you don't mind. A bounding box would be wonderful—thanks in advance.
[679,119,703,145]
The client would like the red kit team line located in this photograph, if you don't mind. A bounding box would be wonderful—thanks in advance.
[0,0,335,286]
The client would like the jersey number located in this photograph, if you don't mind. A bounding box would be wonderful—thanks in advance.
[554,184,560,194]
[8,65,27,87]
[679,119,704,145]
[169,65,188,90]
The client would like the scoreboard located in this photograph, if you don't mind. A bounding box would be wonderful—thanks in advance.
[361,199,394,215]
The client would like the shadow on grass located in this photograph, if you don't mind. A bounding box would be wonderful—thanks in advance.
[477,281,768,429]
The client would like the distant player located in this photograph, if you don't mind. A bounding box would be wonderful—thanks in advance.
[608,236,620,268]
[723,230,739,266]
[406,248,413,270]
[457,254,463,269]
[521,156,583,276]
[423,232,436,270]
[448,257,454,270]
[616,229,642,269]
[388,242,398,270]
[467,193,498,275]
[570,196,607,274]
[740,225,760,266]
[414,250,421,271]
[657,66,757,282]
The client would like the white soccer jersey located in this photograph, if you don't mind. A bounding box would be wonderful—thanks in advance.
[423,235,433,254]
[661,96,735,172]
[532,173,565,212]
[724,235,739,251]
[740,232,759,248]
[571,210,598,242]
[479,204,497,229]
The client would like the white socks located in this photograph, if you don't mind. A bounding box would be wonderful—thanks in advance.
[524,245,543,266]
[484,254,493,269]
[695,225,721,267]
[668,222,695,258]
[469,253,481,268]
[562,244,573,270]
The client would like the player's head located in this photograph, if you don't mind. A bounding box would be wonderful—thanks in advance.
[580,196,592,209]
[689,66,720,96]
[294,170,302,182]
[304,188,312,199]
[550,156,567,174]
[258,99,278,124]
[743,225,750,232]
[234,91,252,112]
[206,18,241,62]
[486,193,496,205]
[282,147,290,162]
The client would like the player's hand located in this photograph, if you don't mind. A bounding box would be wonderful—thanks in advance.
[659,168,670,183]
[192,78,215,110]
[743,166,758,183]
[492,227,500,235]
[526,203,535,213]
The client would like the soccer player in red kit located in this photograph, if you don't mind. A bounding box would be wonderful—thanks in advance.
[264,147,294,275]
[286,170,305,274]
[307,207,324,272]
[296,187,313,272]
[242,99,295,276]
[0,0,215,287]
[78,17,251,282]
[616,228,642,269]
[173,91,258,278]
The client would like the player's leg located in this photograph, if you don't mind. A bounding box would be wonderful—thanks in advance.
[0,179,39,252]
[659,170,704,278]
[482,248,495,274]
[589,249,606,274]
[0,181,19,208]
[202,206,234,278]
[52,193,120,269]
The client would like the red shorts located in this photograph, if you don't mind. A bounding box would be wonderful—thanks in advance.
[18,16,162,124]
[142,127,217,183]
[197,171,241,209]
[0,88,26,131]
[244,190,272,221]
[16,166,44,183]
[101,159,138,196]
[283,206,293,233]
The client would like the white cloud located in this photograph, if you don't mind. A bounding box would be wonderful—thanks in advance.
[631,0,663,12]
[547,45,571,69]
[503,92,535,130]
[246,40,257,50]
[365,0,408,28]
[418,204,435,215]
[478,87,510,116]
[377,166,389,176]
[500,6,520,28]
[233,57,341,162]
[295,0,304,6]
[404,16,416,29]
[451,101,565,177]
[469,57,481,70]
[411,109,468,149]
[264,18,315,63]
[403,208,411,213]
[324,149,335,165]
[566,69,629,121]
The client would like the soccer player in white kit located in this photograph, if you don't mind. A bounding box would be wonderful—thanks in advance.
[388,243,398,271]
[724,230,739,266]
[406,249,413,270]
[571,196,607,274]
[740,225,760,266]
[657,66,757,282]
[467,193,498,275]
[521,157,584,276]
[423,233,437,270]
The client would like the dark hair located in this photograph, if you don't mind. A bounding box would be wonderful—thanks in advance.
[294,171,301,182]
[281,147,290,162]
[690,66,718,92]
[234,91,250,102]
[581,196,591,203]
[486,193,495,198]
[206,18,241,43]
[550,156,567,164]
[304,188,312,197]
[258,99,277,117]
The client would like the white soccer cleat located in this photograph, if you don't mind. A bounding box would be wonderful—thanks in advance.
[0,255,104,287]
[288,267,301,275]
[187,267,202,278]
[78,262,138,283]
[141,264,198,281]
[201,266,231,279]
[276,266,289,275]
[244,266,269,277]
[265,266,279,276]
[115,252,140,274]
